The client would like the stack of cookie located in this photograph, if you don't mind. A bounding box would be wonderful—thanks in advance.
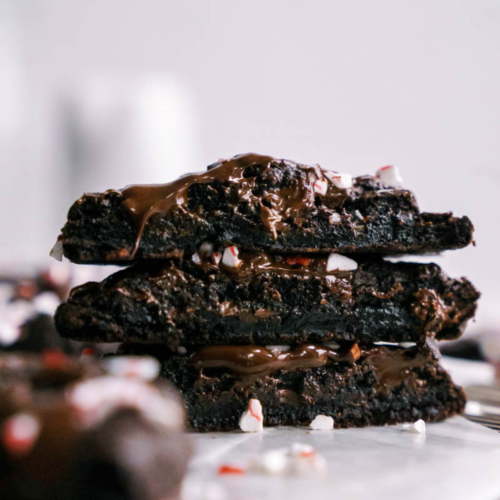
[54,154,479,431]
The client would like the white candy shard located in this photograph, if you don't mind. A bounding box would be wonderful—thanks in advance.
[376,165,403,188]
[465,401,483,416]
[402,419,426,434]
[212,251,222,265]
[222,246,242,268]
[326,253,358,272]
[239,399,263,432]
[2,413,41,456]
[399,342,416,349]
[33,292,60,316]
[265,345,291,355]
[310,415,334,430]
[49,237,64,261]
[329,213,341,225]
[103,356,161,381]
[324,171,353,189]
[0,322,21,346]
[177,346,187,355]
[192,253,202,264]
[313,178,328,195]
[253,448,288,475]
[323,340,340,349]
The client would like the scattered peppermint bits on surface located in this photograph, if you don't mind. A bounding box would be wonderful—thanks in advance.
[324,171,353,189]
[329,213,341,225]
[222,246,242,268]
[326,253,358,272]
[211,251,222,265]
[2,413,41,456]
[49,237,64,261]
[376,165,403,188]
[250,443,326,476]
[313,178,328,195]
[239,399,263,432]
[310,415,334,431]
[402,419,426,434]
[103,356,160,381]
[217,465,246,475]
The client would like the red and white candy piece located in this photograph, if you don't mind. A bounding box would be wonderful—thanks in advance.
[211,251,222,265]
[313,178,328,195]
[326,253,358,272]
[239,398,263,432]
[222,246,242,268]
[376,165,403,188]
[310,415,334,430]
[324,171,353,189]
[2,413,41,457]
[402,419,426,434]
[103,356,160,381]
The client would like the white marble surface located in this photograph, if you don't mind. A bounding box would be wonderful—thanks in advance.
[182,417,500,500]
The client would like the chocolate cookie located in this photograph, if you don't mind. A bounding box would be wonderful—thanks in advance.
[55,254,479,346]
[119,342,466,432]
[56,154,474,264]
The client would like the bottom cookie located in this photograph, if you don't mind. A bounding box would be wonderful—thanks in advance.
[119,341,466,432]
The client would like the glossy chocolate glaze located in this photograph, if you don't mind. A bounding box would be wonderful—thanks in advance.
[190,343,361,377]
[188,343,430,389]
[114,153,349,256]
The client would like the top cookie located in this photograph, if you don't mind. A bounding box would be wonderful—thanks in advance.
[55,153,474,264]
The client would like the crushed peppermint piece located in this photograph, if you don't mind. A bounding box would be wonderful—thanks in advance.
[177,346,187,355]
[212,251,222,265]
[239,399,263,432]
[354,210,364,222]
[49,237,64,261]
[192,253,202,264]
[2,413,41,456]
[329,213,341,225]
[402,419,426,434]
[81,347,96,357]
[103,356,160,381]
[251,448,288,475]
[313,178,328,195]
[399,342,416,349]
[222,246,242,268]
[43,349,69,370]
[265,345,291,355]
[310,415,334,430]
[33,292,60,316]
[465,401,482,416]
[326,253,358,272]
[376,165,403,188]
[217,465,246,475]
[285,256,311,267]
[322,340,340,349]
[0,321,21,346]
[324,171,353,189]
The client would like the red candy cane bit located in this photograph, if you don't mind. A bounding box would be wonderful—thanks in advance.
[81,347,95,356]
[229,246,238,257]
[377,165,393,175]
[43,349,68,370]
[249,400,262,422]
[285,256,312,267]
[218,465,246,475]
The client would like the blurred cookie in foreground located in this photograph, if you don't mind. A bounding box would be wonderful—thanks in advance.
[0,352,191,500]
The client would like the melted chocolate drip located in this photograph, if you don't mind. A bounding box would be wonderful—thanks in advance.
[116,153,348,257]
[189,343,361,379]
